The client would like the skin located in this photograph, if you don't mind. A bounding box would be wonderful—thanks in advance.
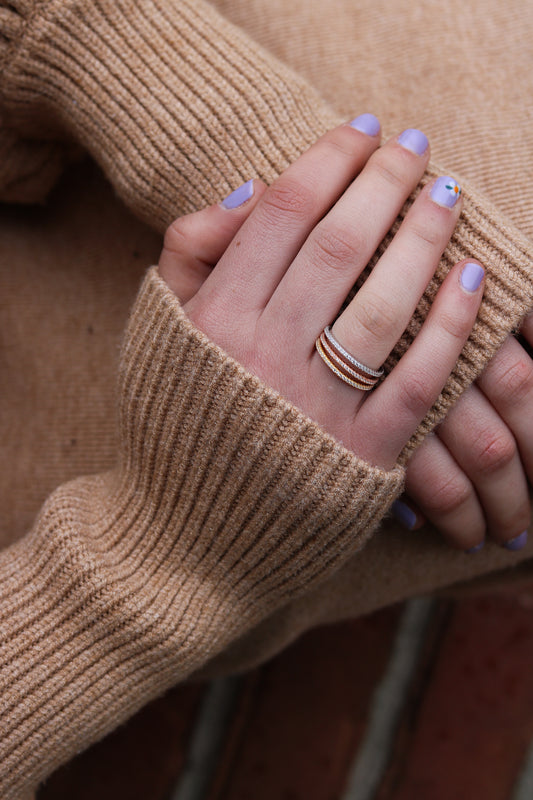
[404,327,533,549]
[157,120,502,554]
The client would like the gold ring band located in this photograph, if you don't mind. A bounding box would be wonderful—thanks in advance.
[315,326,384,392]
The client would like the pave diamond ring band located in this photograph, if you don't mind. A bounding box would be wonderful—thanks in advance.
[315,326,384,392]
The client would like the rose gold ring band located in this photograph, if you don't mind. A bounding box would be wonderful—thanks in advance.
[315,326,384,392]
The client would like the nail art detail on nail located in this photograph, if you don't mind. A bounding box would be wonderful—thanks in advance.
[221,179,254,209]
[397,128,429,156]
[503,530,528,551]
[465,541,485,554]
[430,176,462,208]
[460,262,485,293]
[349,113,381,136]
[391,499,417,530]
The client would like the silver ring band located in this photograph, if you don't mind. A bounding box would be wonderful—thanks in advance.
[315,326,384,392]
[323,326,384,378]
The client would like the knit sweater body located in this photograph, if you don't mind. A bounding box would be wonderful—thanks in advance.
[1,0,533,795]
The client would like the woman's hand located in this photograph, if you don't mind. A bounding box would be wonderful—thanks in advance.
[394,321,533,552]
[159,119,483,536]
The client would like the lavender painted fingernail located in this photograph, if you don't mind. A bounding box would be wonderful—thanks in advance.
[221,179,254,209]
[460,262,485,293]
[465,541,485,554]
[430,176,462,208]
[503,530,528,551]
[397,128,429,156]
[391,499,417,530]
[349,113,381,137]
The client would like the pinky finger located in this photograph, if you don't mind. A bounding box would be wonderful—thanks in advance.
[351,260,485,469]
[159,179,266,302]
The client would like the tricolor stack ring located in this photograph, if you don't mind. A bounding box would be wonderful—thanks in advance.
[315,326,384,391]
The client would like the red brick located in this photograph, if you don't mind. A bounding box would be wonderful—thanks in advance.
[378,594,533,800]
[208,607,403,800]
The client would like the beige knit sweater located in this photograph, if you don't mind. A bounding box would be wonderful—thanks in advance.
[1,0,533,795]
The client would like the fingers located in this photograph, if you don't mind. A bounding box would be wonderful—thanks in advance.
[404,433,486,551]
[193,117,382,313]
[476,334,533,481]
[264,128,431,342]
[158,178,266,302]
[404,382,531,550]
[436,384,531,547]
[350,260,485,470]
[331,175,462,370]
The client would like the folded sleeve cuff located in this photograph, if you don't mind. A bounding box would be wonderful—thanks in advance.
[0,266,403,797]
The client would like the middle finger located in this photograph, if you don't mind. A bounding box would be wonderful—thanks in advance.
[263,129,431,343]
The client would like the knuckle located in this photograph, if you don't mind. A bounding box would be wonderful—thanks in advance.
[473,428,517,476]
[438,307,471,343]
[408,220,442,251]
[398,372,435,418]
[319,131,362,159]
[370,153,405,190]
[311,225,364,274]
[261,178,316,224]
[163,216,189,256]
[424,474,473,516]
[495,357,533,406]
[356,291,398,343]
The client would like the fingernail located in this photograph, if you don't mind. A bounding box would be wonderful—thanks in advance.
[460,262,485,293]
[465,540,485,554]
[391,499,417,530]
[430,176,462,208]
[349,113,381,137]
[221,179,254,209]
[503,530,528,551]
[397,128,429,156]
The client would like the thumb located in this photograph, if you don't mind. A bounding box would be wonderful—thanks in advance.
[158,179,266,302]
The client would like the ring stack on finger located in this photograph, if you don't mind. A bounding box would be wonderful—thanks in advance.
[316,326,384,391]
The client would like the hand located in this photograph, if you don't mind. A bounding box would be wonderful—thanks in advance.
[159,120,483,490]
[394,319,533,551]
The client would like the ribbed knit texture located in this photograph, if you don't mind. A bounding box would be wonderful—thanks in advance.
[2,0,533,793]
[1,0,533,456]
[0,0,337,219]
[0,268,403,797]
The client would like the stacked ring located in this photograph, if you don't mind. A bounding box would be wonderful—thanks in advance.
[315,326,384,391]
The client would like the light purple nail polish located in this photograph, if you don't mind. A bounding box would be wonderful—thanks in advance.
[221,179,254,209]
[465,541,485,554]
[503,530,528,551]
[391,499,417,530]
[430,176,462,208]
[460,262,485,293]
[349,113,381,137]
[397,128,428,156]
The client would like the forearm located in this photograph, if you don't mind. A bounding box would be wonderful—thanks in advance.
[2,0,532,442]
[0,267,402,797]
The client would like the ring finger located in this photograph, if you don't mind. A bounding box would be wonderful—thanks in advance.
[330,173,463,376]
[264,128,431,341]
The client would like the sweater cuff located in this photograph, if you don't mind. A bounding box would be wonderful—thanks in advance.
[117,266,405,605]
[0,266,402,797]
[2,0,533,453]
[0,0,338,221]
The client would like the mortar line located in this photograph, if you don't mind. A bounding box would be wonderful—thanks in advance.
[341,596,437,800]
[168,674,243,800]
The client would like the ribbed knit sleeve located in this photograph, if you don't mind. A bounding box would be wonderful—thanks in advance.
[1,0,533,447]
[0,0,337,214]
[0,267,404,798]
